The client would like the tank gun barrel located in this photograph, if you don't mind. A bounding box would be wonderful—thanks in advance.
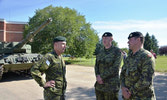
[14,18,52,49]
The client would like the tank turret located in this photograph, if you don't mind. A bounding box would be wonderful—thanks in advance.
[0,18,52,80]
[0,18,52,54]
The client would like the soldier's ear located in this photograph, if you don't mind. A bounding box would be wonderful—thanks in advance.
[137,37,141,42]
[53,43,58,49]
[54,42,58,46]
[111,37,113,41]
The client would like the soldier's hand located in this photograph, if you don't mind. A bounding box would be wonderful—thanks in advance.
[96,75,104,84]
[44,80,55,88]
[122,87,131,99]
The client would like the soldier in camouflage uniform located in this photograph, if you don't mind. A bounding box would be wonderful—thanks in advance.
[31,36,67,100]
[120,31,156,100]
[94,32,122,100]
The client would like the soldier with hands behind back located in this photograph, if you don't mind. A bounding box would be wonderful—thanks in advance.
[94,32,122,100]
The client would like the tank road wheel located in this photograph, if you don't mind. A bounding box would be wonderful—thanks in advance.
[0,65,4,80]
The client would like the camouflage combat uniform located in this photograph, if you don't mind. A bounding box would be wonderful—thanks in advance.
[94,46,122,100]
[120,49,156,100]
[31,51,67,100]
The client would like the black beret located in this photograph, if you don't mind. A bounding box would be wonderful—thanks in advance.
[53,36,66,42]
[102,32,113,37]
[128,31,143,39]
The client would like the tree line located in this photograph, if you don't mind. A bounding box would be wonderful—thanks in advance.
[143,32,167,55]
[95,32,160,56]
[144,32,159,54]
[159,46,167,55]
[24,5,166,58]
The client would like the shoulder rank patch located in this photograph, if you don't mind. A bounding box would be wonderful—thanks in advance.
[46,60,50,66]
[147,54,152,58]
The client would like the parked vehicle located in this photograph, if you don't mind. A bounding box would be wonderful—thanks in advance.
[0,18,52,80]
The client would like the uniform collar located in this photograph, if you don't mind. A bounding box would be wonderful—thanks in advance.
[104,45,113,51]
[51,50,61,58]
[130,48,143,57]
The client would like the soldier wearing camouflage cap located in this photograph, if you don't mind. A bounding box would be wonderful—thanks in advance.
[31,36,67,100]
[120,31,156,100]
[94,32,122,100]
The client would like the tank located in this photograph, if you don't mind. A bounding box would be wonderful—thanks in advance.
[0,18,52,80]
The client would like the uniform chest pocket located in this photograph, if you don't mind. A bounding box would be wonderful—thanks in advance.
[126,67,140,77]
[50,61,62,71]
[105,54,115,64]
[105,58,112,64]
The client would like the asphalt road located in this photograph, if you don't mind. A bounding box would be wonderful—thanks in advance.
[0,65,167,100]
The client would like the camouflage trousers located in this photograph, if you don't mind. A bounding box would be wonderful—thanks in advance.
[44,90,65,100]
[95,89,118,100]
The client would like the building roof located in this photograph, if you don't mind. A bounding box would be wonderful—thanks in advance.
[0,18,27,24]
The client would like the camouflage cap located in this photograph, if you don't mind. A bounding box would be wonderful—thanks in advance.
[53,36,66,42]
[102,32,113,37]
[128,31,143,39]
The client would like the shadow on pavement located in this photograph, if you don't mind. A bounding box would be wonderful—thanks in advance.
[66,73,167,100]
[0,72,32,82]
[66,87,96,100]
[154,73,167,100]
[66,86,123,100]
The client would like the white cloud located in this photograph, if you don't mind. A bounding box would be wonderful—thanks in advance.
[92,18,167,48]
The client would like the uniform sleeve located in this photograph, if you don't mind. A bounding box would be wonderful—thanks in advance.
[129,56,155,95]
[94,58,100,76]
[120,64,127,87]
[100,50,122,79]
[30,55,50,87]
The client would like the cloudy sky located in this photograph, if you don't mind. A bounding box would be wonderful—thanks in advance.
[0,0,167,48]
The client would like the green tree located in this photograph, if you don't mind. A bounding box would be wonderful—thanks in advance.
[144,32,159,54]
[24,5,99,58]
[151,35,159,54]
[121,48,129,54]
[144,32,153,51]
[112,40,118,47]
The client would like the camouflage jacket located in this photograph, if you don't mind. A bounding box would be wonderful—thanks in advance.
[94,46,122,92]
[31,51,67,96]
[120,48,155,98]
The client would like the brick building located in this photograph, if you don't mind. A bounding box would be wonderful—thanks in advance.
[0,18,27,42]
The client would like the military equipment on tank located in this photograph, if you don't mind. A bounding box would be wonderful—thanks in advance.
[0,18,52,80]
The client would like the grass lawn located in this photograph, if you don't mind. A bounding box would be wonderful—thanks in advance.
[64,57,96,67]
[64,55,167,72]
[155,55,167,72]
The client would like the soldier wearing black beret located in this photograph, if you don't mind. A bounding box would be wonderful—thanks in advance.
[31,36,67,100]
[120,31,156,100]
[94,32,122,100]
[102,32,113,37]
[53,36,66,43]
[128,31,144,44]
[128,31,143,39]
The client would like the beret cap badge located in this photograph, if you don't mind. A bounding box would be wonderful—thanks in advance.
[102,32,113,37]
